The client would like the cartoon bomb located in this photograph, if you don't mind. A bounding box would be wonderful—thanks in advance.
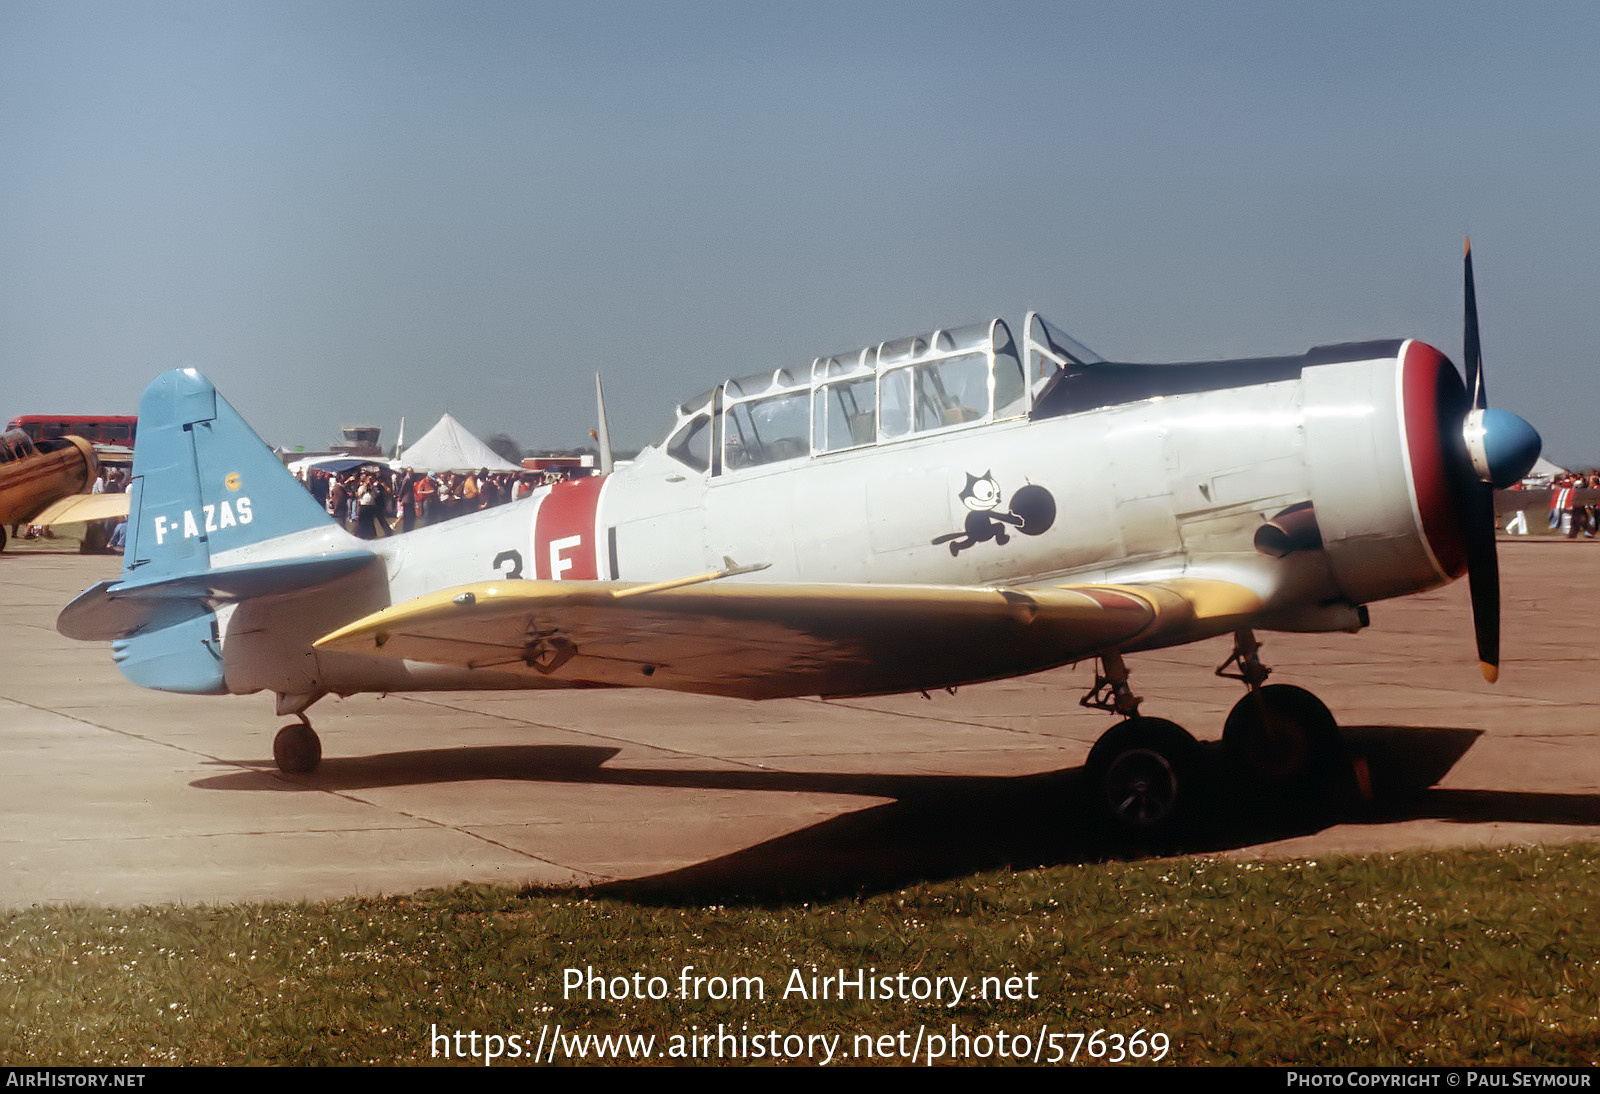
[931,471,1056,556]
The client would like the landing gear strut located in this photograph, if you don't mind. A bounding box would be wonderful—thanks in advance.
[1217,630,1343,798]
[1080,653,1199,838]
[273,715,322,774]
[1079,651,1143,718]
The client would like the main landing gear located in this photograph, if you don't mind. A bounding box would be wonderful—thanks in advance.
[273,715,322,774]
[1214,630,1342,800]
[1079,651,1200,840]
[1078,631,1345,841]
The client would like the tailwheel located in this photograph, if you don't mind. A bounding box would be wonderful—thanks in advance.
[1222,683,1342,799]
[273,720,322,774]
[1084,717,1199,841]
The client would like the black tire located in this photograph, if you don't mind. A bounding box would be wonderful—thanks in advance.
[1223,684,1342,799]
[1084,716,1199,839]
[273,722,322,774]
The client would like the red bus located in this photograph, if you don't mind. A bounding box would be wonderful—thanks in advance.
[4,415,137,449]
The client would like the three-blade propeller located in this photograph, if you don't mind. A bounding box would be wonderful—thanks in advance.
[1454,239,1542,682]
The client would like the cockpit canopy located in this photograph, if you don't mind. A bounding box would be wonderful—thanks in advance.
[0,429,41,465]
[658,313,1102,474]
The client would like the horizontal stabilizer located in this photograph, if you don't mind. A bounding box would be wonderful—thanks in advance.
[58,550,379,641]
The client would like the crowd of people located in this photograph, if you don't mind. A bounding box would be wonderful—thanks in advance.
[295,465,569,539]
[1545,470,1600,538]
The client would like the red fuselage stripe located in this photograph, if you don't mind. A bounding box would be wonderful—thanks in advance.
[533,476,605,580]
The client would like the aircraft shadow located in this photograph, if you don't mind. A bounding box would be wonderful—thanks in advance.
[190,724,1600,904]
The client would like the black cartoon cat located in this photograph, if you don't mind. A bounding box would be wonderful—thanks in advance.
[931,472,1055,555]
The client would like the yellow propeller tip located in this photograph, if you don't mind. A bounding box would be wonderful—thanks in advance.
[1479,661,1498,684]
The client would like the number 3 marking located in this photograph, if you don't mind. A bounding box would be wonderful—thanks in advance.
[493,550,523,579]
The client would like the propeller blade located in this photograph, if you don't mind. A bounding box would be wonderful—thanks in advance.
[1454,239,1538,682]
[1463,237,1485,410]
[1463,480,1500,681]
[1459,238,1497,680]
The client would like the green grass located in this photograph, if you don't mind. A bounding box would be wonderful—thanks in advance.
[4,844,1598,1066]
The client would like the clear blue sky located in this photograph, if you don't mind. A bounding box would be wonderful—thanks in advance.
[4,1,1597,464]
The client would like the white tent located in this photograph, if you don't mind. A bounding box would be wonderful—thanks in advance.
[287,454,394,477]
[1527,456,1567,479]
[394,414,519,473]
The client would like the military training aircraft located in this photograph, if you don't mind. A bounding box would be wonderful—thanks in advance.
[0,428,128,551]
[57,245,1542,837]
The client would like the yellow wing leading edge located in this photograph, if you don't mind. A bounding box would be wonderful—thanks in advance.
[313,576,1264,700]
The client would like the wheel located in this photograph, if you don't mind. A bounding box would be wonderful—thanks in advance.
[1223,684,1342,798]
[0,525,7,552]
[273,722,322,774]
[1084,717,1199,839]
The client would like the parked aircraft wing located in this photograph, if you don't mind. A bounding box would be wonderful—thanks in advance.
[29,491,130,527]
[313,576,1263,700]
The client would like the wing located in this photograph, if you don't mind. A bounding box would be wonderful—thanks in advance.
[313,576,1263,700]
[31,492,131,527]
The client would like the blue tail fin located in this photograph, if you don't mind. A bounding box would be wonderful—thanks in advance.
[122,368,337,582]
[58,369,375,695]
